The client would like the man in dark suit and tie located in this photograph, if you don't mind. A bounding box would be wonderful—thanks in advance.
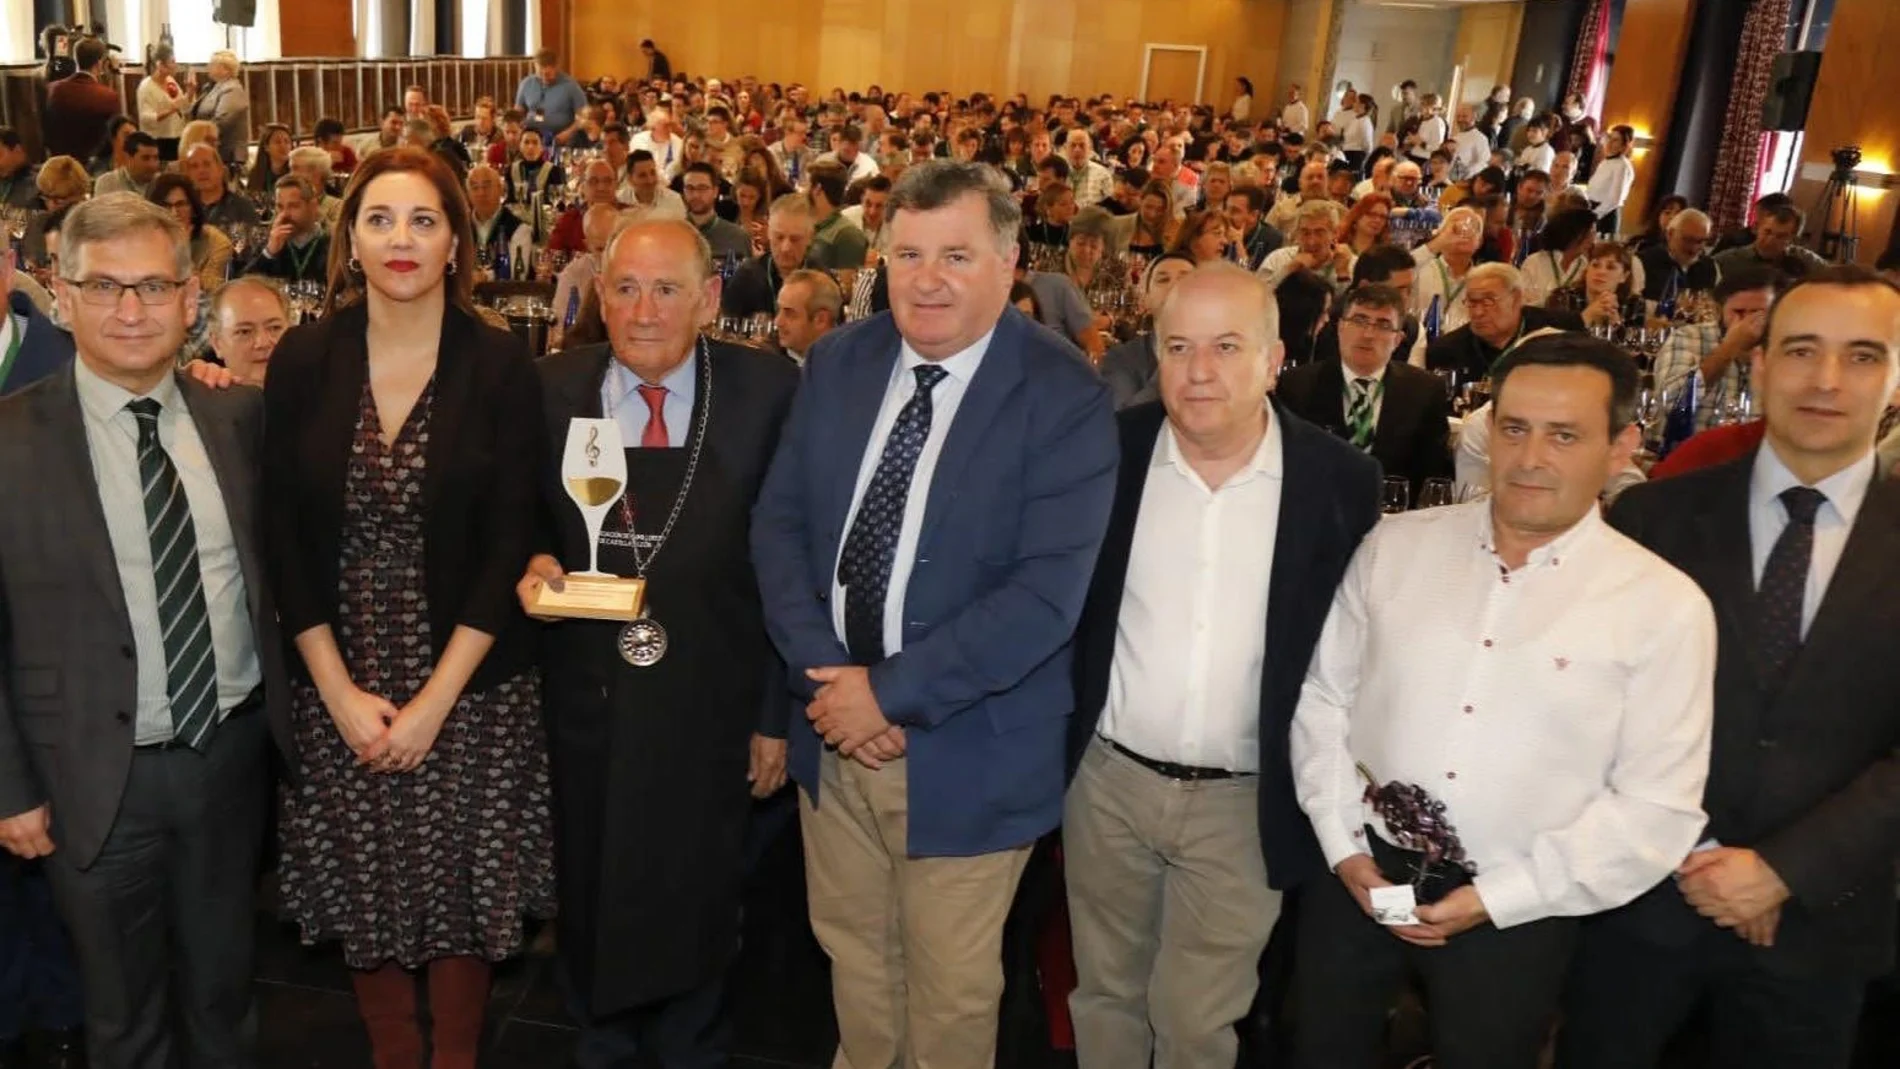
[1278,283,1454,494]
[1559,266,1900,1069]
[1065,262,1381,1069]
[752,160,1119,1069]
[0,194,292,1069]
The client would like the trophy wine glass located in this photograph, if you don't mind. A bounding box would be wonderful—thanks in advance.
[1418,477,1456,509]
[561,418,628,576]
[1380,477,1412,516]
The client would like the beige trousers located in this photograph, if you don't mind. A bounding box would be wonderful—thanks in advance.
[1064,736,1283,1069]
[799,750,1032,1069]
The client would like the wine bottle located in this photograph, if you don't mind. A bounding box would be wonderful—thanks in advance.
[1656,267,1680,322]
[494,241,511,280]
[510,244,526,283]
[1657,372,1698,459]
[564,286,582,328]
[1423,294,1443,343]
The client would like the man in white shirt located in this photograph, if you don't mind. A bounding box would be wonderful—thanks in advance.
[617,150,686,222]
[1560,268,1900,1069]
[815,125,879,187]
[1258,199,1353,292]
[1063,131,1115,209]
[840,174,891,249]
[1281,84,1311,137]
[629,109,684,181]
[1586,125,1638,237]
[1447,104,1492,183]
[1290,332,1717,1069]
[1328,84,1357,133]
[1065,263,1381,1069]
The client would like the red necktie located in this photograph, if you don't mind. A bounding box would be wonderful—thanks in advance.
[638,384,670,448]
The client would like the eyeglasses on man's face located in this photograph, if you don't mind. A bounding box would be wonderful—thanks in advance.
[63,277,189,306]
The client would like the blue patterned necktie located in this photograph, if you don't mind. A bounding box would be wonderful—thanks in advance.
[838,365,949,665]
[1755,486,1826,680]
[128,399,221,751]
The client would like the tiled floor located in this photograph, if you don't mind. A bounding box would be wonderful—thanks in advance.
[250,817,1900,1069]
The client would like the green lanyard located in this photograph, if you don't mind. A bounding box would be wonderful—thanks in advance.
[1434,257,1467,308]
[1549,250,1584,290]
[288,237,321,280]
[0,315,23,388]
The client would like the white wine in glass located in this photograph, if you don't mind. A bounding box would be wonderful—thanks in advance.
[561,418,628,576]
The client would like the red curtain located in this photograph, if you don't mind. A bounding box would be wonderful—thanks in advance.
[1565,0,1610,115]
[1707,0,1794,234]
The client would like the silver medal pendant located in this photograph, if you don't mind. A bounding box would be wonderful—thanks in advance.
[617,614,669,667]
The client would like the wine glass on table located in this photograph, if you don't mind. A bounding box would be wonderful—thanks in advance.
[1418,477,1456,509]
[561,418,628,577]
[1381,476,1412,516]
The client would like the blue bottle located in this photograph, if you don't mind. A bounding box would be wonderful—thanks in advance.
[1423,294,1443,343]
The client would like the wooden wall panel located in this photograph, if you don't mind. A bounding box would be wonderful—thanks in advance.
[570,0,1283,107]
[1599,0,1699,235]
[279,3,358,58]
[1791,0,1898,265]
[1453,1,1524,106]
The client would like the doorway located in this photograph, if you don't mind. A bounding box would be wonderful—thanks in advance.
[1141,44,1206,104]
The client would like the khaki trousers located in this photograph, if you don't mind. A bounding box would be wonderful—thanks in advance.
[1064,736,1282,1069]
[800,750,1032,1069]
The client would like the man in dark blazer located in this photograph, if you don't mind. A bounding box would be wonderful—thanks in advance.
[1278,283,1453,494]
[2,250,74,395]
[1559,268,1900,1069]
[751,161,1118,1069]
[1425,262,1584,383]
[0,177,82,1069]
[516,219,799,1068]
[1065,264,1381,1069]
[0,195,291,1069]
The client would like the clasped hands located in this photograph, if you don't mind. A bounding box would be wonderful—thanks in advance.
[1676,846,1790,948]
[806,665,905,770]
[323,683,451,775]
[1336,854,1489,948]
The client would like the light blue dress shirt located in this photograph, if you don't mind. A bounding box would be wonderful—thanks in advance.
[1748,441,1876,637]
[601,352,697,449]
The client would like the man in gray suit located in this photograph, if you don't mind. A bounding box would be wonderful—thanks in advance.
[0,193,292,1069]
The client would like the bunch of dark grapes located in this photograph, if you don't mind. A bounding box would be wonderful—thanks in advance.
[1363,780,1473,872]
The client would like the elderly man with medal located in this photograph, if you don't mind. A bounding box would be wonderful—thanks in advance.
[515,216,800,1067]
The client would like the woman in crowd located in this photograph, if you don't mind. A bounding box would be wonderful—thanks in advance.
[148,172,232,292]
[1275,267,1335,370]
[88,116,137,178]
[737,136,794,200]
[1548,240,1649,331]
[247,123,294,195]
[1023,181,1077,248]
[1117,137,1149,175]
[1231,77,1255,123]
[265,147,556,1069]
[24,156,89,265]
[1519,207,1601,307]
[732,172,772,254]
[177,119,222,163]
[1339,191,1394,256]
[1628,193,1689,254]
[1170,209,1231,265]
[1064,206,1118,293]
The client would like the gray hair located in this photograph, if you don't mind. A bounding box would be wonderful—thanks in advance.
[1667,207,1713,234]
[61,193,192,279]
[767,192,815,221]
[601,217,714,281]
[1293,198,1342,229]
[288,145,333,178]
[1153,261,1280,347]
[210,275,290,324]
[783,268,843,321]
[1467,261,1524,294]
[883,159,1021,253]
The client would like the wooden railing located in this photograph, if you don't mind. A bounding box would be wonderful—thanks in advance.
[1,56,535,161]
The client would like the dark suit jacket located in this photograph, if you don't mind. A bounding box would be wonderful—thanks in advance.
[1425,305,1585,382]
[263,302,545,692]
[0,365,293,868]
[1277,357,1453,492]
[1599,456,1900,977]
[2,291,74,396]
[752,308,1119,857]
[1068,401,1382,889]
[248,233,332,284]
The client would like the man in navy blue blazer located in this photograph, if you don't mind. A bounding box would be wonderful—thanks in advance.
[752,160,1118,1069]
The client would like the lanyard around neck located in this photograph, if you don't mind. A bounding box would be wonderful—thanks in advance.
[1434,257,1468,307]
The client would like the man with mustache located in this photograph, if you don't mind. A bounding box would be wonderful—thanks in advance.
[1290,332,1716,1068]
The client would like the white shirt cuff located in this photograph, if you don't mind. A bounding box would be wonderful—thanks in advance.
[1473,861,1545,929]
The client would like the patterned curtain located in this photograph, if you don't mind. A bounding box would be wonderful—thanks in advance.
[1706,0,1793,235]
[1564,0,1609,109]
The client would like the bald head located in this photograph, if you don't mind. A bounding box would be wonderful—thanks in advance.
[1156,263,1283,451]
[582,203,622,252]
[466,164,504,217]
